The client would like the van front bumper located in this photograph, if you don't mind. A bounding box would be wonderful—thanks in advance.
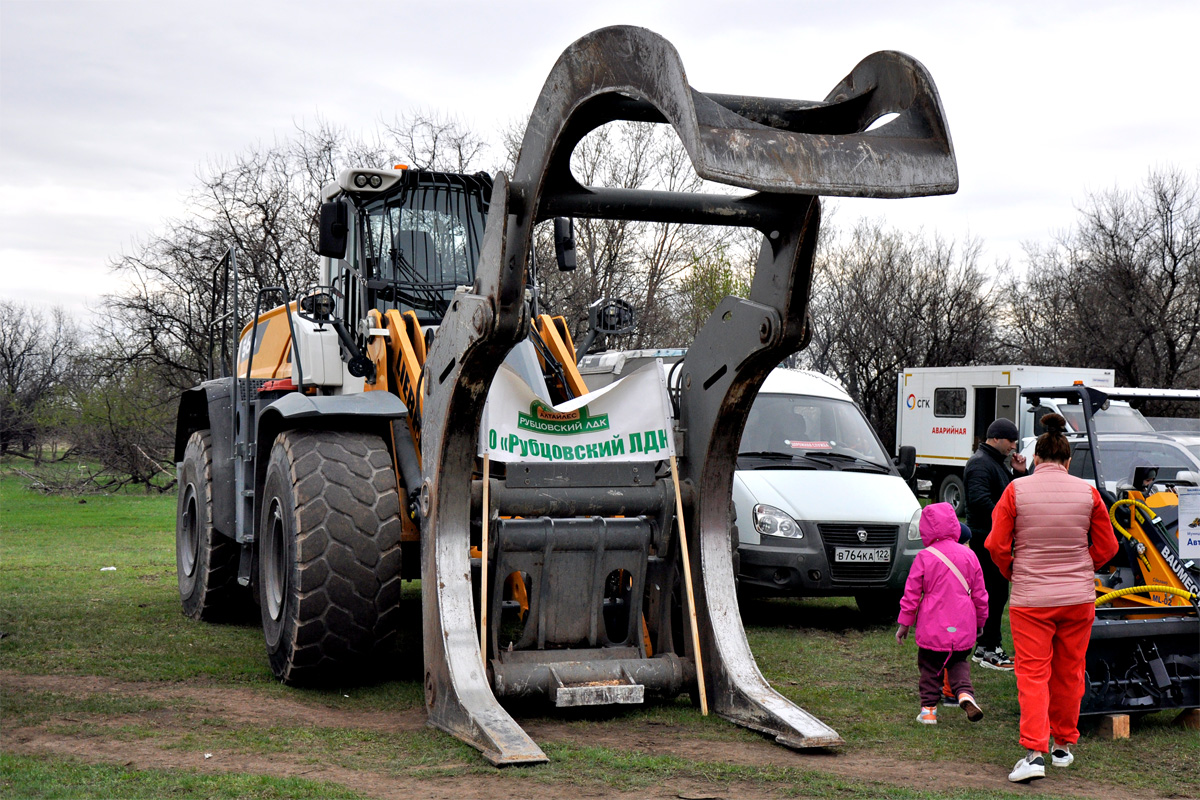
[737,524,921,597]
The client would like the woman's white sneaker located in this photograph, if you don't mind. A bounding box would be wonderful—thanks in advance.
[1051,747,1074,767]
[1008,753,1046,783]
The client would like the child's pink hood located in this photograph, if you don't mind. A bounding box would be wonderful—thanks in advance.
[920,502,962,547]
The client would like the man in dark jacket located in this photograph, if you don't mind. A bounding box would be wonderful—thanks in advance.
[965,417,1027,670]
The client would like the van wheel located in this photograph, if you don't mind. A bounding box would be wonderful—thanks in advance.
[176,430,246,620]
[259,430,404,686]
[937,474,966,516]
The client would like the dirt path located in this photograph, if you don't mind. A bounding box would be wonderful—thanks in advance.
[0,670,1154,800]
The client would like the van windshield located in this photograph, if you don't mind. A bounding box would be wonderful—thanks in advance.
[740,393,889,467]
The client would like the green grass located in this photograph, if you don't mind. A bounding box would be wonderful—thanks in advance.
[0,753,366,799]
[0,473,268,683]
[742,596,1198,797]
[2,465,1198,799]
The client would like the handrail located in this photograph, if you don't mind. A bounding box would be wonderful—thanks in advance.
[207,248,238,381]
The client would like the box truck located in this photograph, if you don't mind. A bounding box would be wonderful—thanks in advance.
[895,365,1116,513]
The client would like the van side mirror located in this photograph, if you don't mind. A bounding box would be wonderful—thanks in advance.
[554,217,576,271]
[894,445,916,480]
[317,200,349,259]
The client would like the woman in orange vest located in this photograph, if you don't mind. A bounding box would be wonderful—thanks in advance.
[985,413,1118,784]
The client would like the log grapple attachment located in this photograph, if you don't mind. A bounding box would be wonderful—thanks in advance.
[417,26,957,764]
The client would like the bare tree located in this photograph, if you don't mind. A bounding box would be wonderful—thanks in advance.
[799,221,1001,448]
[382,110,493,173]
[0,301,76,457]
[101,116,490,391]
[503,119,738,350]
[1003,167,1200,390]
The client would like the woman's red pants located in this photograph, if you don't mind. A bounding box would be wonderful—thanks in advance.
[1009,602,1095,752]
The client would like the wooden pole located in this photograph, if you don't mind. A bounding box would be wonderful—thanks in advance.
[480,452,490,664]
[670,454,708,715]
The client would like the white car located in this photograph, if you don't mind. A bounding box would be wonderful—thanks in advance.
[1160,431,1200,462]
[578,354,924,619]
[1020,431,1200,495]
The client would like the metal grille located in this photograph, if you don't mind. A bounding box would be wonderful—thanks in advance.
[235,378,270,402]
[817,523,899,582]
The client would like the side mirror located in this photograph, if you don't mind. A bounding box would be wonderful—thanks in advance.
[317,200,349,259]
[895,445,916,480]
[554,217,576,271]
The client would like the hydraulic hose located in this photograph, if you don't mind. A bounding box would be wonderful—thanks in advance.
[1108,498,1157,573]
[1109,498,1161,540]
[1095,584,1198,607]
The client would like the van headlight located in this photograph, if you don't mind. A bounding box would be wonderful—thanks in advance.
[754,504,802,539]
[907,508,923,542]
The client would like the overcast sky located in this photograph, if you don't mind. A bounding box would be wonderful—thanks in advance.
[2,0,1197,319]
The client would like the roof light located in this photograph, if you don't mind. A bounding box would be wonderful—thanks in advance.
[354,174,369,188]
[368,174,383,188]
[394,164,409,170]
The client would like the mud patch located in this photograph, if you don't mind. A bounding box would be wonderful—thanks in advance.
[0,671,1157,800]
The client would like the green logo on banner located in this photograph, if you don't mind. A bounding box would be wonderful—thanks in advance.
[517,401,610,435]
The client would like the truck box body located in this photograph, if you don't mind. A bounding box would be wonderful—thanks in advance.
[896,365,1115,512]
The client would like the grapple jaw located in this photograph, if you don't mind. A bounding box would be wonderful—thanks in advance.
[418,26,958,765]
[517,26,957,204]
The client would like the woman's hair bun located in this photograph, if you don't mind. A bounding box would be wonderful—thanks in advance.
[1040,412,1067,433]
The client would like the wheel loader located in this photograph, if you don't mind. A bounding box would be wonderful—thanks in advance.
[174,25,959,764]
[1021,386,1199,717]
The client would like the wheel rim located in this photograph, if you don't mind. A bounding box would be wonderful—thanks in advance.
[264,501,288,623]
[179,486,199,578]
[943,482,962,512]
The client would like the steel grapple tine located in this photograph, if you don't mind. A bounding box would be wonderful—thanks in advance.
[419,176,548,766]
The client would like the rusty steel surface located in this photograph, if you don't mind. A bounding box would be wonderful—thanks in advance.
[418,25,956,764]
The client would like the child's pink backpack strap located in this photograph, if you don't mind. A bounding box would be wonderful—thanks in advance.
[926,545,971,596]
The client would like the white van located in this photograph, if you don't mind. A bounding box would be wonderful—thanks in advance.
[734,369,923,616]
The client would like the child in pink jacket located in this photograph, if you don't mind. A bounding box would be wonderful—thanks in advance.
[896,502,989,724]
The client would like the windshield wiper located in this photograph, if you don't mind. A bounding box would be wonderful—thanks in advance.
[802,451,890,473]
[737,451,821,469]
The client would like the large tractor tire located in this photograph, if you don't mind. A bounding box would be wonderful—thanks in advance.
[258,430,404,685]
[176,430,246,620]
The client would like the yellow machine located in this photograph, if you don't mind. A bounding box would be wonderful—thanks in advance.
[1023,387,1200,716]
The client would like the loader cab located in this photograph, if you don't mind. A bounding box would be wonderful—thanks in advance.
[320,168,492,327]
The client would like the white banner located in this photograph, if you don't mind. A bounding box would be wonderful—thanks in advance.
[480,359,675,463]
[1178,486,1200,560]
